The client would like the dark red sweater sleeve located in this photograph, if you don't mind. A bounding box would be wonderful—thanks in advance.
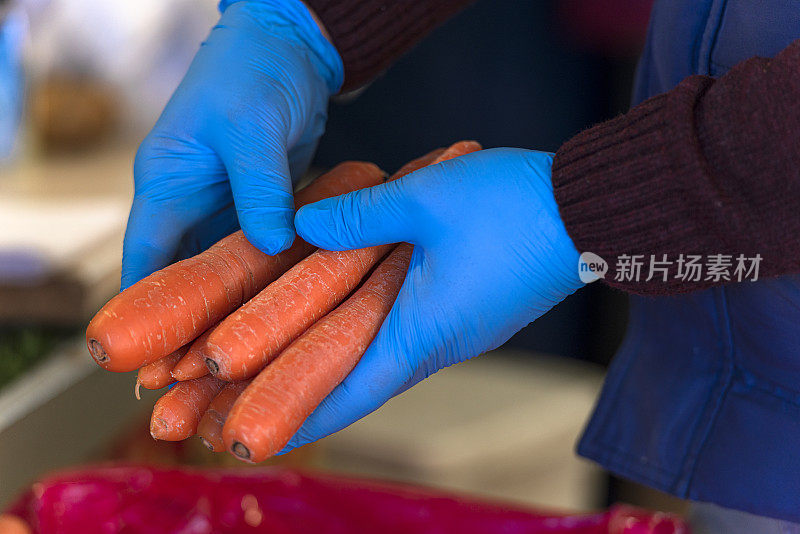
[304,0,474,91]
[552,40,800,295]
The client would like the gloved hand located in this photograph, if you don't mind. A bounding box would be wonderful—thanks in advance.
[284,148,585,452]
[121,0,343,289]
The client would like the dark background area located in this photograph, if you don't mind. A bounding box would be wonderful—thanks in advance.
[314,0,646,366]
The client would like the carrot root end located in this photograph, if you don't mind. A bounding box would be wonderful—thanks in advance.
[205,358,219,376]
[88,339,108,364]
[231,441,251,461]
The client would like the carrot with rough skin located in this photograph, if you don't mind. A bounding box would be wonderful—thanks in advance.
[204,243,394,381]
[172,351,207,381]
[86,161,386,372]
[170,325,218,381]
[203,142,481,382]
[135,346,188,395]
[166,132,435,384]
[150,376,225,441]
[162,142,439,381]
[224,244,413,462]
[196,380,252,452]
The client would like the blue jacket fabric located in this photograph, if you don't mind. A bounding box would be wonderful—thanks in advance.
[576,0,800,522]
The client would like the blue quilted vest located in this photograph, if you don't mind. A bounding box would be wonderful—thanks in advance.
[576,0,800,522]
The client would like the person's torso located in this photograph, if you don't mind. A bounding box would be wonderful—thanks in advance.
[578,0,800,522]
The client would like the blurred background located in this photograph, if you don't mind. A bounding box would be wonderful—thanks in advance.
[0,0,683,517]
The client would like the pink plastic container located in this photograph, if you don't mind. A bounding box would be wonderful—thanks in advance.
[4,465,688,533]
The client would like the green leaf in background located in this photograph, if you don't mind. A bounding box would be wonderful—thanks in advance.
[0,326,75,390]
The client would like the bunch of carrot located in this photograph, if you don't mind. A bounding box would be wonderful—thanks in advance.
[86,141,481,463]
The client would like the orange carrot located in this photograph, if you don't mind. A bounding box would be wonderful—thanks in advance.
[203,142,481,382]
[392,147,445,179]
[0,515,30,534]
[429,140,481,166]
[196,380,252,452]
[149,376,225,441]
[224,244,413,462]
[135,346,188,395]
[170,326,217,381]
[86,162,386,372]
[171,351,207,381]
[204,243,394,381]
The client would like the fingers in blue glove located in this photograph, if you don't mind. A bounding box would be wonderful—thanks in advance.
[121,0,342,288]
[122,139,232,290]
[296,178,421,251]
[282,148,584,453]
[215,124,297,255]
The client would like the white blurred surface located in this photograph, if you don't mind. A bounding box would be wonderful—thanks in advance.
[0,142,134,321]
[325,351,605,511]
[22,0,218,129]
[0,197,126,282]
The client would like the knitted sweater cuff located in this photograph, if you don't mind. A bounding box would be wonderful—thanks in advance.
[552,76,717,294]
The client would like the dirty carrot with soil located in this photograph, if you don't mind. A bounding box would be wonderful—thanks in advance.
[150,376,226,441]
[86,161,386,372]
[223,244,413,462]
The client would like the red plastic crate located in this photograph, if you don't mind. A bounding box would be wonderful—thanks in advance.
[4,465,688,533]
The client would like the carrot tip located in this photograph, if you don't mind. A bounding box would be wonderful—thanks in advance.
[171,366,204,382]
[150,417,168,440]
[134,379,141,401]
[88,339,108,364]
[231,441,251,461]
[204,358,219,376]
[199,437,215,451]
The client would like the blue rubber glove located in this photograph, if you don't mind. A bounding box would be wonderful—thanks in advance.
[121,0,343,290]
[284,148,585,452]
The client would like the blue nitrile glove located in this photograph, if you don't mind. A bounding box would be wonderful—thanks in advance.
[121,0,343,290]
[284,148,585,452]
[0,6,25,162]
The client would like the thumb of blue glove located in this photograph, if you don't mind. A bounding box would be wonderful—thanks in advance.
[121,0,342,290]
[282,148,584,453]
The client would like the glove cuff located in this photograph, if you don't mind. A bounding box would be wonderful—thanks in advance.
[551,76,716,295]
[218,0,344,94]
